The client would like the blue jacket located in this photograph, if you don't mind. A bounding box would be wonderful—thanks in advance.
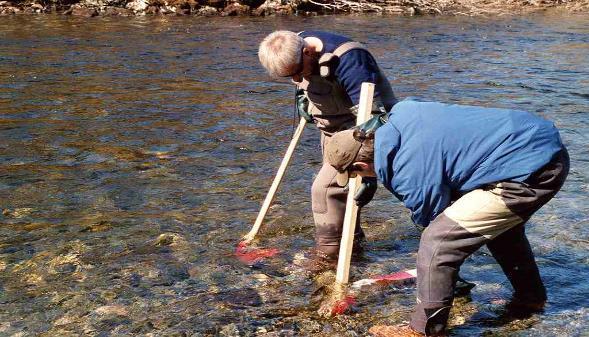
[374,99,564,226]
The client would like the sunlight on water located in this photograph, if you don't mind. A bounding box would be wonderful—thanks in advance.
[0,12,588,336]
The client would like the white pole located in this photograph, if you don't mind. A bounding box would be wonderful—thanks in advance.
[335,82,374,284]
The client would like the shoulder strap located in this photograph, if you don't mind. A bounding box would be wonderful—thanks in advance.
[333,41,366,57]
[318,41,368,77]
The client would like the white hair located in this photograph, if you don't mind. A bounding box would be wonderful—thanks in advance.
[258,30,304,78]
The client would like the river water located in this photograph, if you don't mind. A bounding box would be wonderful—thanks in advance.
[0,12,588,337]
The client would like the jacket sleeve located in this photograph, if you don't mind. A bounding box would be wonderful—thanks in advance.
[334,49,381,106]
[398,183,453,227]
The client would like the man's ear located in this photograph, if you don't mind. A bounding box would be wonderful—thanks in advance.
[303,43,319,57]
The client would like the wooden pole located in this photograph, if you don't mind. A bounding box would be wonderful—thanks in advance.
[242,117,307,243]
[335,82,374,284]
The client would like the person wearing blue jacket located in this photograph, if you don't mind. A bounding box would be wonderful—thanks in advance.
[258,30,397,261]
[325,99,569,336]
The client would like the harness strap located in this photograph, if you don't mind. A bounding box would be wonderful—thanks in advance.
[333,41,366,57]
[319,41,368,77]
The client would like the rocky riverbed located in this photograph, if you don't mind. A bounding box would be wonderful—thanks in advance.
[0,0,588,17]
[1,9,588,337]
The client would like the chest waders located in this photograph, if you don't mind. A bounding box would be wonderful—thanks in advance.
[298,40,395,259]
[407,149,569,335]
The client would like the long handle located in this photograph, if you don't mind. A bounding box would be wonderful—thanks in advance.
[242,117,307,243]
[336,83,374,284]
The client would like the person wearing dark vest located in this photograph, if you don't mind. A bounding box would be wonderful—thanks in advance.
[324,99,569,336]
[258,30,398,260]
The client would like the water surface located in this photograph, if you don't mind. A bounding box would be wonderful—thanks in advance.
[0,12,588,336]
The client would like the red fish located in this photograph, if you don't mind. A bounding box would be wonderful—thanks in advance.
[235,241,279,264]
[330,295,357,315]
[351,269,417,290]
[326,269,416,317]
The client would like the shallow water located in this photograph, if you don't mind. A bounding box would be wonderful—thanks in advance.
[0,12,588,336]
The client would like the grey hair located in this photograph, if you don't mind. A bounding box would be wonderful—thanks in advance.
[258,30,304,78]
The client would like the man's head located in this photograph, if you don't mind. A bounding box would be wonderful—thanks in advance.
[258,30,317,82]
[325,129,376,186]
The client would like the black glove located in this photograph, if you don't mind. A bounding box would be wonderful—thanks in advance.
[350,100,388,141]
[354,176,378,207]
[295,89,314,123]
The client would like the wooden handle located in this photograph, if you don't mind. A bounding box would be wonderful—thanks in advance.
[243,117,307,243]
[336,83,375,284]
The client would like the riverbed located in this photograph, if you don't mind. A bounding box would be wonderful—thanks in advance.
[0,13,588,336]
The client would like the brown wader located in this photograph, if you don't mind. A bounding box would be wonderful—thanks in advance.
[297,39,396,258]
[410,148,569,336]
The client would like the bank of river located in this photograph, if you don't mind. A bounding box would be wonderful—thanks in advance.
[1,13,588,336]
[1,0,589,17]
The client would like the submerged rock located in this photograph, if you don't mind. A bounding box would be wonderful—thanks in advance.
[213,287,263,308]
[120,260,189,287]
[2,207,34,218]
[8,241,92,292]
[220,323,240,336]
[53,314,81,327]
[95,305,129,316]
[80,220,113,233]
[154,233,185,247]
[152,232,194,263]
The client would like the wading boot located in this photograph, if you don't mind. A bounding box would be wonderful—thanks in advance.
[369,324,446,337]
[292,249,337,275]
[504,296,546,318]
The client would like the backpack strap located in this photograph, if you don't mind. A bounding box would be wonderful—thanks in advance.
[318,41,368,77]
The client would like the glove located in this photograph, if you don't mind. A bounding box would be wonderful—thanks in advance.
[354,176,378,208]
[353,113,387,141]
[295,89,314,123]
[350,100,388,141]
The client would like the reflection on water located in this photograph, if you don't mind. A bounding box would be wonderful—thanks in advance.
[1,13,588,336]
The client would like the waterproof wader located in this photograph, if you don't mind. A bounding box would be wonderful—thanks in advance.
[298,40,396,258]
[410,149,569,336]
